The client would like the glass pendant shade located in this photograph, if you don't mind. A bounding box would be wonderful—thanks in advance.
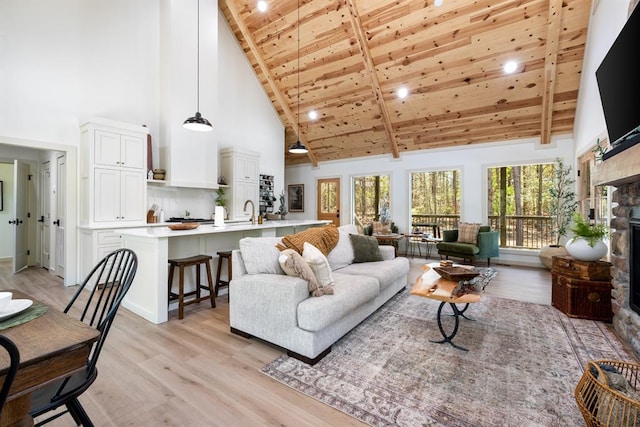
[289,140,308,153]
[183,112,212,132]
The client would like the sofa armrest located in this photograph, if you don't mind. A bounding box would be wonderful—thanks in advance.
[379,245,395,260]
[477,230,499,258]
[442,229,458,242]
[229,273,310,332]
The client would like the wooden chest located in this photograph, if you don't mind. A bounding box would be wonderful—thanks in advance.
[551,255,611,281]
[551,273,613,322]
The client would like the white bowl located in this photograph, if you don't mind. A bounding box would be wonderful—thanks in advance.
[0,292,13,311]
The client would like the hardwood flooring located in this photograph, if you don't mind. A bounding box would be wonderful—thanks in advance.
[0,256,551,426]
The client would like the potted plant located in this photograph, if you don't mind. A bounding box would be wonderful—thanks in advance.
[539,158,578,269]
[565,212,609,261]
[214,187,227,220]
[275,190,288,219]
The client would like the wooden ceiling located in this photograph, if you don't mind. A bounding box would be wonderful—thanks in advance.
[220,0,591,167]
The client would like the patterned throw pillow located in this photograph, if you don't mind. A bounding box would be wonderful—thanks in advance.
[457,222,481,244]
[302,242,335,290]
[278,249,331,297]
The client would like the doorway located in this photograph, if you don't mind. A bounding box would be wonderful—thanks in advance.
[317,178,340,226]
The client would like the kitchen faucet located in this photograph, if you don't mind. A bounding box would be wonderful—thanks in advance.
[243,200,256,224]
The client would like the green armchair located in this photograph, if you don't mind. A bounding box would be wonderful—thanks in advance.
[436,225,499,265]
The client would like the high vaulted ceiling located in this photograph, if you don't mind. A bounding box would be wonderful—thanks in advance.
[220,0,591,167]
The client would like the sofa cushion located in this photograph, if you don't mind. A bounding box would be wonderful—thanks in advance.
[336,257,409,292]
[279,249,330,297]
[276,224,339,255]
[239,237,284,275]
[457,222,481,244]
[350,234,383,263]
[302,242,335,289]
[297,273,379,332]
[327,224,356,270]
[437,241,480,255]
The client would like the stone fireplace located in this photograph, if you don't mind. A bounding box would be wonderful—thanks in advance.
[594,142,640,357]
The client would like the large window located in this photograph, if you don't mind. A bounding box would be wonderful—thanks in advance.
[410,169,460,231]
[353,175,390,225]
[487,163,555,249]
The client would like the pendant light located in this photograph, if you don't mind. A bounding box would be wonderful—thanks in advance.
[183,0,212,132]
[289,0,308,154]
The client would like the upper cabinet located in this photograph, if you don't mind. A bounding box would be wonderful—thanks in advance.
[220,148,260,220]
[80,119,148,226]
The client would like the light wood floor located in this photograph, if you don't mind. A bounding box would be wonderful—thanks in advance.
[0,256,551,426]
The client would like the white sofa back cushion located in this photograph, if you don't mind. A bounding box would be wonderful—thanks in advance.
[327,224,357,270]
[239,237,285,275]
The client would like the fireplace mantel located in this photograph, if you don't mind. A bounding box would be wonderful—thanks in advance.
[593,142,640,186]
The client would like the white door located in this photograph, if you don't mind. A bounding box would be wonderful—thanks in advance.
[12,160,29,273]
[55,154,66,278]
[40,162,51,270]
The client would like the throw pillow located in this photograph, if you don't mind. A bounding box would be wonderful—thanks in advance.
[278,249,329,297]
[302,242,335,290]
[457,222,481,244]
[349,234,383,263]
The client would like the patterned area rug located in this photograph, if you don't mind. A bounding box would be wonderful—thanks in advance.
[261,290,638,426]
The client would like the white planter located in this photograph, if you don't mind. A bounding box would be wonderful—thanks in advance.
[565,237,608,261]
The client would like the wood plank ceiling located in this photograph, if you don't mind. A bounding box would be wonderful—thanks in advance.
[219,0,591,167]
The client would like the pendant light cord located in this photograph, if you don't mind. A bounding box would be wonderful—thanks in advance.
[197,0,200,112]
[297,0,300,139]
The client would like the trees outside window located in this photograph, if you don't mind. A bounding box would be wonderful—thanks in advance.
[487,163,557,249]
[410,170,460,231]
[352,175,389,225]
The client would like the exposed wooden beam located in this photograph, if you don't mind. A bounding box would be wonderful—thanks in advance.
[541,0,563,144]
[220,0,318,166]
[345,0,400,158]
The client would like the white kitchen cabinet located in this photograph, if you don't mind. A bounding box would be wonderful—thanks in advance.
[220,148,260,220]
[79,228,123,287]
[80,119,148,225]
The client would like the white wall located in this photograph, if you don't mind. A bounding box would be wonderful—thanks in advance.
[286,136,574,267]
[573,0,633,155]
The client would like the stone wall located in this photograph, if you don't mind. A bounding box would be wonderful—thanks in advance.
[610,181,640,356]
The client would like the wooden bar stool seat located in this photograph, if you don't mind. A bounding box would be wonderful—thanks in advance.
[168,254,215,319]
[215,251,232,297]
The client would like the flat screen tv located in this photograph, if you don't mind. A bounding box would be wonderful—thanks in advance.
[595,4,640,160]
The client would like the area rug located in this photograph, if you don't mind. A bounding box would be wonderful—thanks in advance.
[261,289,638,426]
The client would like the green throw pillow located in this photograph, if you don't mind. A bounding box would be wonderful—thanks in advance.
[349,234,383,263]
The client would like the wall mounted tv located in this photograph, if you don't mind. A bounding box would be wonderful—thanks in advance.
[595,4,640,160]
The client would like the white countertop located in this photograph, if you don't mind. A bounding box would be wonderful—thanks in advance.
[118,219,331,238]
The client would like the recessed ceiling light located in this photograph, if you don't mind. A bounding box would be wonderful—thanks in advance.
[308,110,318,120]
[503,61,518,74]
[257,0,268,12]
[397,87,409,99]
[434,0,443,6]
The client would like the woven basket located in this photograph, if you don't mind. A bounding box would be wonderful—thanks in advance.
[575,360,640,426]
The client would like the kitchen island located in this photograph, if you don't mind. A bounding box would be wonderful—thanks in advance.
[119,219,330,324]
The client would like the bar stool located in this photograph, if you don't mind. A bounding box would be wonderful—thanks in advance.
[215,251,232,297]
[168,254,215,319]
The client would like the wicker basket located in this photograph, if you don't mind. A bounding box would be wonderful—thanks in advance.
[575,360,640,426]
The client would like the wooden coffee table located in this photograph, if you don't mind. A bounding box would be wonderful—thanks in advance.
[411,264,496,351]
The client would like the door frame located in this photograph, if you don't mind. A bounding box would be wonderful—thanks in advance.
[0,137,78,286]
[316,177,341,226]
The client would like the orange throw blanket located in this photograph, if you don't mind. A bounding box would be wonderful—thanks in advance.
[276,224,339,255]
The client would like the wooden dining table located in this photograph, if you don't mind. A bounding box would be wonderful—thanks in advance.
[0,290,100,427]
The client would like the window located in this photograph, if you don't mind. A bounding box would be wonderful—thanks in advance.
[410,169,460,231]
[487,163,555,249]
[352,175,390,225]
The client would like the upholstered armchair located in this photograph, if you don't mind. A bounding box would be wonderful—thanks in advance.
[436,224,499,265]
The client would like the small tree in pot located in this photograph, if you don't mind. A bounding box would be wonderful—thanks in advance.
[539,158,578,269]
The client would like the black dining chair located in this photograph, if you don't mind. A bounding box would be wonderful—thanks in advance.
[0,334,20,415]
[29,248,137,427]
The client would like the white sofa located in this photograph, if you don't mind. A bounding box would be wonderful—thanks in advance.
[229,225,410,365]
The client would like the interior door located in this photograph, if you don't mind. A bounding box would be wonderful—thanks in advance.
[55,154,66,278]
[317,178,340,226]
[40,161,51,270]
[12,160,29,273]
